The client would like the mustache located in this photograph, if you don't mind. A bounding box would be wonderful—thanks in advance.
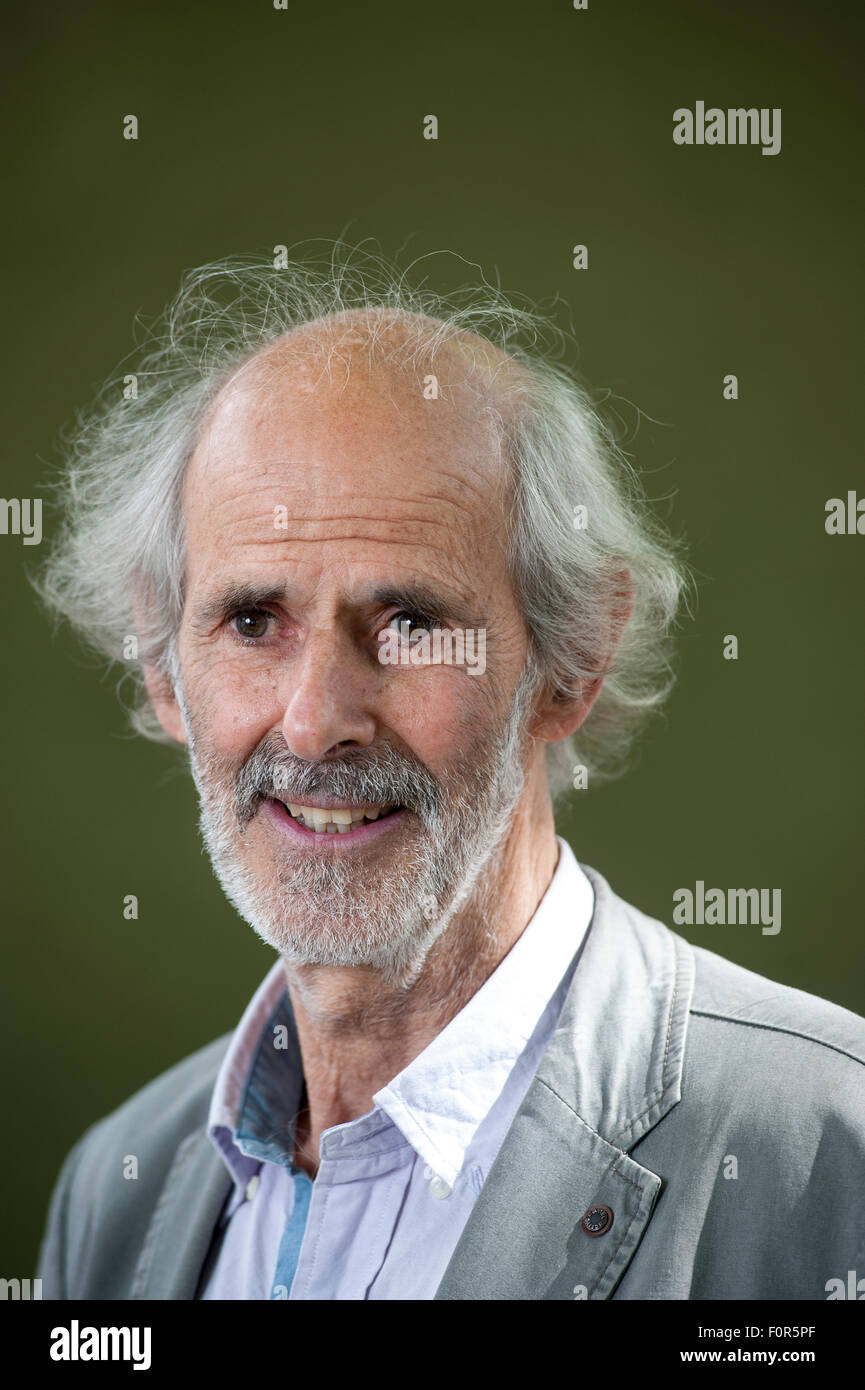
[232,734,443,827]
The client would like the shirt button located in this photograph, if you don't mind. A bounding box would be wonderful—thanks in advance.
[580,1204,613,1237]
[429,1175,452,1200]
[245,1175,260,1201]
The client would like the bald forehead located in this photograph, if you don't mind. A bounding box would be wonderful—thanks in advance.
[189,308,524,500]
[180,307,522,618]
[209,306,528,424]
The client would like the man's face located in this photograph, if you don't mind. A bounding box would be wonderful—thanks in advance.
[170,333,539,982]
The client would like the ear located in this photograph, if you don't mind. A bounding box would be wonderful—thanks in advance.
[134,583,188,745]
[143,662,188,745]
[529,566,634,746]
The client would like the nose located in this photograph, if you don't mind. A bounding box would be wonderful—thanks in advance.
[280,626,377,760]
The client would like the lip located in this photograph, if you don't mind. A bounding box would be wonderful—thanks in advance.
[262,798,411,850]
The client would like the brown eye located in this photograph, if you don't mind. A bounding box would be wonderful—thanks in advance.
[386,610,435,640]
[232,611,270,639]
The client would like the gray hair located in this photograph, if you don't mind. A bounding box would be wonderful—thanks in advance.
[35,241,690,803]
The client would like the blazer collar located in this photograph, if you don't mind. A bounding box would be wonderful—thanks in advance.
[434,862,695,1299]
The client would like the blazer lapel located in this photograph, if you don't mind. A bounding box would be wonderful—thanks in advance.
[130,1128,233,1299]
[434,1087,663,1299]
[435,864,695,1300]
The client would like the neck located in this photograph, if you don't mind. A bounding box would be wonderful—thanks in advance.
[283,780,559,1176]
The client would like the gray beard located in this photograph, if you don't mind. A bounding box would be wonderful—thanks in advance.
[180,665,538,987]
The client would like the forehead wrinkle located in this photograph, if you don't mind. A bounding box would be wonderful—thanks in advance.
[198,496,493,538]
[184,423,507,535]
[198,457,497,505]
[191,459,505,540]
[189,536,490,610]
[204,532,482,556]
[192,407,507,502]
[197,520,487,582]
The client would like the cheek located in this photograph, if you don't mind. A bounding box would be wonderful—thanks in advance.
[377,668,501,766]
[182,650,285,760]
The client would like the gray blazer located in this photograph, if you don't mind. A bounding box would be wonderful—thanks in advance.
[37,864,865,1300]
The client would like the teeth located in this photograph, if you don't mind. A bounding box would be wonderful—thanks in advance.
[283,803,396,834]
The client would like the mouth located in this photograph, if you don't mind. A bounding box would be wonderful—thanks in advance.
[280,801,399,833]
[262,797,409,847]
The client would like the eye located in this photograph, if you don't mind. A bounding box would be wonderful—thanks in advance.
[231,610,271,640]
[386,609,437,640]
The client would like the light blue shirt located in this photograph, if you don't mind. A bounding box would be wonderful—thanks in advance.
[201,835,594,1299]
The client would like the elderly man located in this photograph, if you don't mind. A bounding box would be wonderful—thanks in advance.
[36,251,865,1301]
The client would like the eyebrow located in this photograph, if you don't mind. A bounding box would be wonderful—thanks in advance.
[371,583,484,629]
[191,582,287,632]
[190,579,486,632]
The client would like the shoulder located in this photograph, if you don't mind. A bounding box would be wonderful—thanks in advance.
[687,939,865,1085]
[612,927,865,1296]
[665,946,865,1291]
[678,946,865,1211]
[584,861,865,1125]
[659,924,865,1168]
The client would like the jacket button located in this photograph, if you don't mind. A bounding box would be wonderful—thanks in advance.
[581,1204,614,1237]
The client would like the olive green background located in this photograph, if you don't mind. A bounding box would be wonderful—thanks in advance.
[2,0,862,1275]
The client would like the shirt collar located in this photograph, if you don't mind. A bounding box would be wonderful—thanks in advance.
[208,835,593,1190]
[207,958,300,1189]
[373,836,593,1185]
